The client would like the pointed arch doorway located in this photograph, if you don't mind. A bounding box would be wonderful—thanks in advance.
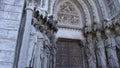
[56,39,85,68]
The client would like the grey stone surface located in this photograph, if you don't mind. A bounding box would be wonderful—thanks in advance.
[4,5,23,13]
[0,11,8,19]
[0,0,16,5]
[0,0,24,68]
[0,29,8,39]
[0,62,13,68]
[0,0,120,68]
[0,19,19,30]
[7,12,22,20]
[8,30,18,40]
[0,50,14,63]
[0,39,16,51]
[14,0,25,6]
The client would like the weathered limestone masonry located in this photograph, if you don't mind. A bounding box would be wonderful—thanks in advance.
[0,0,24,68]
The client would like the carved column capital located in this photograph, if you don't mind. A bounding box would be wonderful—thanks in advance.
[103,19,114,30]
[84,26,92,34]
[25,0,35,12]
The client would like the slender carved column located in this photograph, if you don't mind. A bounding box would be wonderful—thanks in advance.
[85,33,96,68]
[115,24,120,64]
[33,29,44,68]
[105,29,119,68]
[42,30,51,68]
[115,25,120,48]
[95,31,107,68]
[18,1,34,68]
[46,16,58,68]
[26,23,37,67]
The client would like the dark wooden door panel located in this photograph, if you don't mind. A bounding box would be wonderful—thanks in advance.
[56,40,83,68]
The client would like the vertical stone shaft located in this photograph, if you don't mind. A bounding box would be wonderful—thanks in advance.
[18,3,34,68]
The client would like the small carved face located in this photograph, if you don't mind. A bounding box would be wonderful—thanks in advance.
[96,31,101,40]
[105,29,111,38]
[87,34,92,40]
[115,26,120,35]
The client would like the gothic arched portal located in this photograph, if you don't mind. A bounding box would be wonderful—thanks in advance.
[53,1,87,68]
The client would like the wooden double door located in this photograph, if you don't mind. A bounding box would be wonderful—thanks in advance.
[56,39,85,68]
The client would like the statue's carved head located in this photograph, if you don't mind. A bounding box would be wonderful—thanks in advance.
[105,29,112,38]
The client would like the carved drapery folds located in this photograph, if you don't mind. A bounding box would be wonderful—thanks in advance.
[26,6,58,68]
[95,31,107,68]
[83,17,120,68]
[85,33,96,68]
[105,29,119,68]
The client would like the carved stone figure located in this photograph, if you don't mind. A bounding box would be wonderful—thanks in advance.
[33,29,44,68]
[26,22,37,68]
[46,15,58,68]
[105,29,119,68]
[49,34,57,68]
[26,7,58,68]
[115,25,120,63]
[85,33,96,68]
[42,30,51,68]
[95,31,107,68]
[115,25,120,48]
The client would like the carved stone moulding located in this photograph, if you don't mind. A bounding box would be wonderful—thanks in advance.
[56,27,84,40]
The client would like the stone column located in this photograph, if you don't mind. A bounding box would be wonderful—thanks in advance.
[33,30,44,68]
[18,2,34,68]
[50,33,57,68]
[26,24,37,67]
[42,31,51,68]
[95,31,107,68]
[115,25,120,48]
[115,25,120,65]
[85,33,96,68]
[105,29,119,68]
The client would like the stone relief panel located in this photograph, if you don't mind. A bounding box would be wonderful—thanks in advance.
[57,2,80,25]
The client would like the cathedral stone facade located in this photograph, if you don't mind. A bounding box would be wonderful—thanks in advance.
[0,0,120,68]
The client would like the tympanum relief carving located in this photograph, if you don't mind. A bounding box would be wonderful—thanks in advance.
[57,2,80,25]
